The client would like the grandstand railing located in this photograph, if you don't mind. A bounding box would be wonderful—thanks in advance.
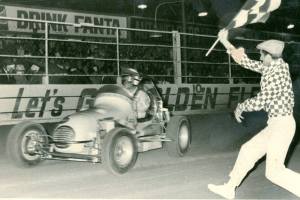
[0,16,272,85]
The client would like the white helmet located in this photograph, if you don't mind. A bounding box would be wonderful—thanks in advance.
[121,67,141,86]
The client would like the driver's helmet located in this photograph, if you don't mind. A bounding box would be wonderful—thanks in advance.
[121,67,141,86]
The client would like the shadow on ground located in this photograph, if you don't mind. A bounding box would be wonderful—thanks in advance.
[189,111,268,151]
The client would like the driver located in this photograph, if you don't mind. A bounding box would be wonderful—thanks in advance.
[121,67,151,119]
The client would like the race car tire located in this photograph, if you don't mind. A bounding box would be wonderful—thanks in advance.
[164,116,191,157]
[102,128,138,175]
[6,121,48,167]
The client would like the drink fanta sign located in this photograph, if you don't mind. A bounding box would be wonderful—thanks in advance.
[0,5,127,38]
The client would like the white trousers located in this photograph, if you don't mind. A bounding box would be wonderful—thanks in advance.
[229,115,300,196]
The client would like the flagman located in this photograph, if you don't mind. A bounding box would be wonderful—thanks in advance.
[207,29,300,199]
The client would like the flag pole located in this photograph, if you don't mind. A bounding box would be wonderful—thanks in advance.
[205,37,220,57]
[205,0,247,57]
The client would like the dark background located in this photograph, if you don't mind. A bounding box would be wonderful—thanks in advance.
[1,0,300,35]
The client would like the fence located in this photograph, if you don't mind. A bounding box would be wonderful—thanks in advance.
[0,16,267,85]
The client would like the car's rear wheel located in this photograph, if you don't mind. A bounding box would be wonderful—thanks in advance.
[6,121,48,167]
[102,128,138,175]
[164,116,191,157]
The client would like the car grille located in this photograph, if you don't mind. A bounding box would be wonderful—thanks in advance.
[53,126,75,148]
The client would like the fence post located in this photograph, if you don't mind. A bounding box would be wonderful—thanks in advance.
[44,21,49,85]
[116,28,120,77]
[172,31,182,84]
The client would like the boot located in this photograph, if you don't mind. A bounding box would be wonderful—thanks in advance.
[208,183,236,199]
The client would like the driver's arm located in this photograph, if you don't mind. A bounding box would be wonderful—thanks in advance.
[134,90,151,118]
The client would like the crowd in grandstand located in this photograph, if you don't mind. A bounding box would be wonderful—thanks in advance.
[0,34,279,85]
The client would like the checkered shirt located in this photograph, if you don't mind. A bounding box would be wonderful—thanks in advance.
[237,55,294,118]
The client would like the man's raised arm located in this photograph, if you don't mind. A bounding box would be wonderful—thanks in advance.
[217,29,264,73]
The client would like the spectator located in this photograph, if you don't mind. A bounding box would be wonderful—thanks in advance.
[88,66,101,84]
[28,64,43,84]
[48,59,68,84]
[14,63,28,84]
[55,48,62,57]
[36,42,45,56]
[68,60,91,84]
[0,40,4,54]
[0,58,15,84]
[5,39,16,55]
[17,45,25,56]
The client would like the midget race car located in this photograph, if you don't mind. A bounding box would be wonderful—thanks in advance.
[6,78,191,174]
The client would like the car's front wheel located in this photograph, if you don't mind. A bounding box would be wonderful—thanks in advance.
[102,128,138,175]
[164,116,191,157]
[6,121,48,167]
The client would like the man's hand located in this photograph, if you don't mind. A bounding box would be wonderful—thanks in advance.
[217,29,246,64]
[217,28,235,53]
[234,104,244,123]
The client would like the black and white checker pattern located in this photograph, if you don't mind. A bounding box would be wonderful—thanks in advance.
[226,0,281,29]
[237,57,294,118]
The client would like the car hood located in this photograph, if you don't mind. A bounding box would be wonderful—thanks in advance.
[59,102,136,131]
[73,106,133,121]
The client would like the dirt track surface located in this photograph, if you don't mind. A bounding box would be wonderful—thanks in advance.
[0,113,299,199]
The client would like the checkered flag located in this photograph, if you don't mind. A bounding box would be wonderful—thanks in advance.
[206,0,281,56]
[226,0,281,29]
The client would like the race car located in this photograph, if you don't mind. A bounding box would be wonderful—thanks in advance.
[6,78,191,175]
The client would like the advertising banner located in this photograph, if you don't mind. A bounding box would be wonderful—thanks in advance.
[0,84,259,125]
[0,5,127,38]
